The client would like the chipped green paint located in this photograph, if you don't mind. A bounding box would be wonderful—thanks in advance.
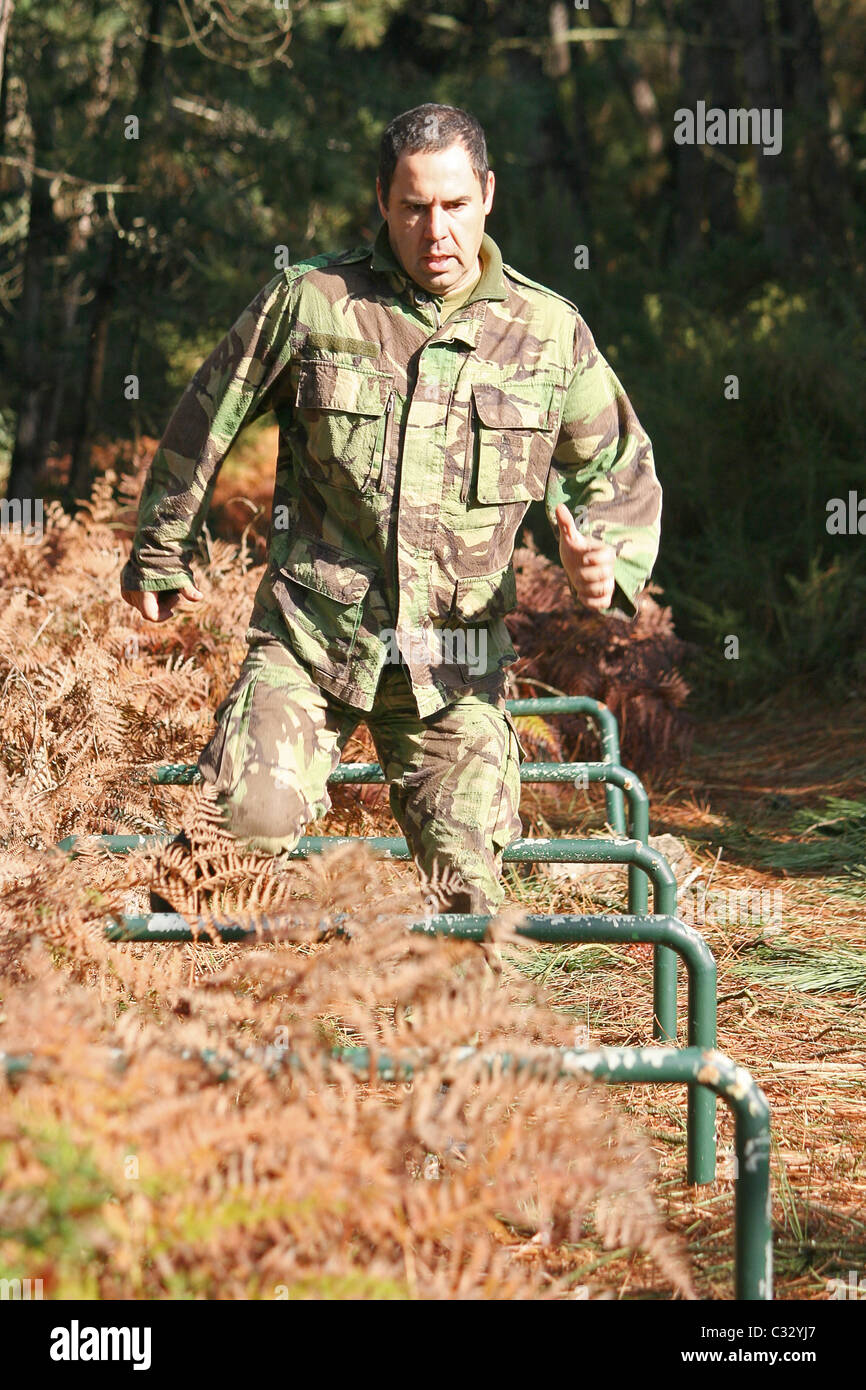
[58,832,673,915]
[57,812,678,1041]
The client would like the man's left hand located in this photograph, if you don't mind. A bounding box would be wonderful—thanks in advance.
[555,504,616,611]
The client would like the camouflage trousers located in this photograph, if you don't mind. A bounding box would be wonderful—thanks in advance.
[196,639,526,913]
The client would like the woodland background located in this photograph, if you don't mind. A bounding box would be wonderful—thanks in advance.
[1,0,864,709]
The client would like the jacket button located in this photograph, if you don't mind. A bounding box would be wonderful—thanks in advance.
[414,290,429,305]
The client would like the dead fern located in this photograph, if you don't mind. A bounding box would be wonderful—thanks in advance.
[506,536,694,775]
[0,472,697,1299]
[0,844,695,1300]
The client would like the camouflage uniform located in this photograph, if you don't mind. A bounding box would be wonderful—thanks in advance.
[121,223,662,910]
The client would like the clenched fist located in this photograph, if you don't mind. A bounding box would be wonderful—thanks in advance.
[121,584,204,623]
[555,504,616,612]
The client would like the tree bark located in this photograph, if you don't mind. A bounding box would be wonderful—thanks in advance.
[545,3,594,239]
[673,0,708,256]
[730,0,792,260]
[0,0,13,171]
[67,239,119,500]
[591,0,665,156]
[65,0,166,503]
[777,0,850,257]
[0,0,13,97]
[669,0,741,256]
[6,42,57,502]
[705,0,739,241]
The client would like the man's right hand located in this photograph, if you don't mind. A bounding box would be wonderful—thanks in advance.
[121,584,204,623]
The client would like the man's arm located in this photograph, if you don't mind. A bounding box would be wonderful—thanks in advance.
[120,271,296,608]
[544,313,662,619]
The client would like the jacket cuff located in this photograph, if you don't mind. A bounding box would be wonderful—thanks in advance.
[120,558,195,593]
[607,575,639,621]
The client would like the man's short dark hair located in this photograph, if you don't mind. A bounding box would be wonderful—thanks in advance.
[378,103,489,205]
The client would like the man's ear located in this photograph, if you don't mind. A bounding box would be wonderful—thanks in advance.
[483,169,495,215]
[375,177,388,221]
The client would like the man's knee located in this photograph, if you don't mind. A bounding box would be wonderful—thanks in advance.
[209,769,320,853]
[196,641,340,852]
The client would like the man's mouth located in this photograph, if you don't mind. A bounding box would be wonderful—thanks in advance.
[423,254,452,269]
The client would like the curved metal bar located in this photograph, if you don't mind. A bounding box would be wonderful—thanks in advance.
[56,832,672,900]
[1,1041,766,1298]
[56,829,678,1042]
[506,695,626,833]
[331,1044,770,1302]
[104,903,710,1178]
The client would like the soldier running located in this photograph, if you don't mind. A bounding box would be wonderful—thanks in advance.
[120,103,662,915]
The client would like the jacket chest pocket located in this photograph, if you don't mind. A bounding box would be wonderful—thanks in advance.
[295,359,395,493]
[467,380,559,504]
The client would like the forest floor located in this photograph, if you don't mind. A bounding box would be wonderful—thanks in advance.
[315,692,866,1300]
[519,695,866,1300]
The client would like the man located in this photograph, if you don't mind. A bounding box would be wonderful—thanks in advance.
[121,103,662,915]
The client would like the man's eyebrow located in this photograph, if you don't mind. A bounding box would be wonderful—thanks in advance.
[401,196,471,207]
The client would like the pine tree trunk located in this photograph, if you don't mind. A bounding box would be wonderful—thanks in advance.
[705,0,739,240]
[64,0,165,503]
[730,0,792,260]
[6,44,57,503]
[777,0,850,257]
[673,1,708,256]
[0,0,13,99]
[592,0,665,156]
[67,242,117,501]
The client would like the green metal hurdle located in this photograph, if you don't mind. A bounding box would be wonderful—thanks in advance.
[329,1044,771,1302]
[150,693,631,838]
[142,694,674,1022]
[55,695,721,1184]
[148,759,652,917]
[59,826,676,1033]
[0,1041,770,1300]
[106,905,717,1186]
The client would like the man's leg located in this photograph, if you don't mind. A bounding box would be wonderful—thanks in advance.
[196,640,359,854]
[366,665,525,914]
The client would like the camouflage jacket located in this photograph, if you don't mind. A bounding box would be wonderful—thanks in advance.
[121,222,662,718]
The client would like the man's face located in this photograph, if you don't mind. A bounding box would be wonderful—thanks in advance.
[377,140,495,296]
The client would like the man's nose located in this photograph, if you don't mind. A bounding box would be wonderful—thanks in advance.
[424,205,447,241]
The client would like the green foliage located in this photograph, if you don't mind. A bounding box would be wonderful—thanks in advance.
[789,798,866,837]
[617,279,866,706]
[0,1122,113,1297]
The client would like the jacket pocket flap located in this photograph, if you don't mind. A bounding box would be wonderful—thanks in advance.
[453,564,518,621]
[282,535,374,604]
[471,381,557,430]
[295,361,393,416]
